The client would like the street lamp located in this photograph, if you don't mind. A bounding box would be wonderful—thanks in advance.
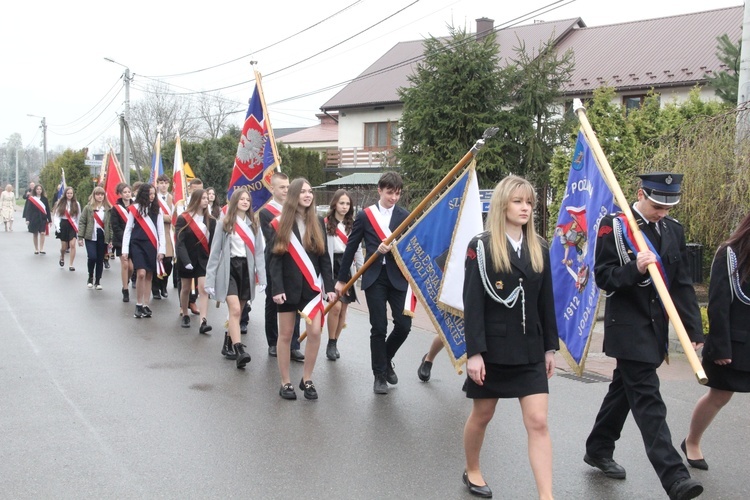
[27,113,47,173]
[104,57,132,183]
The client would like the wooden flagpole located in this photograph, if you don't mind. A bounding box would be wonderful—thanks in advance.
[299,127,498,342]
[253,69,282,173]
[573,99,707,384]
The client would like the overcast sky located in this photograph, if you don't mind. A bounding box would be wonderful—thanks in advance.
[1,0,743,154]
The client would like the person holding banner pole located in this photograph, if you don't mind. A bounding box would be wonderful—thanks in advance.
[583,173,704,500]
[204,189,265,369]
[110,183,134,302]
[684,211,750,471]
[270,178,335,400]
[122,184,166,319]
[335,172,413,395]
[77,187,112,290]
[324,189,363,361]
[152,175,174,300]
[52,187,80,271]
[462,175,558,500]
[22,184,51,254]
[175,189,215,333]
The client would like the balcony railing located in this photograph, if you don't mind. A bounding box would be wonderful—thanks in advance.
[325,148,398,169]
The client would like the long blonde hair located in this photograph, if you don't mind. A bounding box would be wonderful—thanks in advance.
[272,178,325,255]
[485,175,544,273]
[89,186,112,210]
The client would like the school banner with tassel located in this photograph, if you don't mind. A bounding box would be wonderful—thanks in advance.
[550,131,618,375]
[392,163,482,373]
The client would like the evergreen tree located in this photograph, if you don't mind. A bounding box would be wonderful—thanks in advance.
[706,34,741,104]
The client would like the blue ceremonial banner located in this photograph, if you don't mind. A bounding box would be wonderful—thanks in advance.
[392,165,481,373]
[57,168,66,200]
[149,152,163,185]
[550,131,618,375]
[228,77,276,212]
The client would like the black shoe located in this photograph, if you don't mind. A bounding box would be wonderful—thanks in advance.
[103,260,110,269]
[668,477,703,500]
[335,345,340,358]
[181,315,191,328]
[268,345,277,357]
[134,305,144,318]
[326,340,337,361]
[279,383,297,400]
[240,323,248,334]
[234,343,250,369]
[122,288,129,303]
[87,276,94,289]
[680,439,708,470]
[290,349,305,362]
[142,305,153,318]
[221,334,237,360]
[373,374,388,394]
[418,354,433,382]
[189,303,200,315]
[199,318,212,334]
[152,292,162,300]
[160,289,168,298]
[299,379,318,400]
[462,471,492,498]
[584,453,626,479]
[386,360,398,385]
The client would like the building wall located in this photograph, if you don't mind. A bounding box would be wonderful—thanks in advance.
[338,106,403,148]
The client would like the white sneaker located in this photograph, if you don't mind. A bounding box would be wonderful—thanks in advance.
[87,282,94,289]
[95,284,103,290]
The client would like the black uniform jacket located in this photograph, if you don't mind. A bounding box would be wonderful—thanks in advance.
[258,206,278,261]
[594,212,703,364]
[338,203,409,291]
[174,214,216,271]
[109,199,129,247]
[463,232,559,366]
[703,245,750,371]
[269,217,334,305]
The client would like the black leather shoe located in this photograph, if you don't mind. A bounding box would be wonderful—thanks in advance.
[181,315,191,328]
[299,379,318,400]
[373,374,388,394]
[681,439,708,470]
[152,292,162,300]
[199,318,212,335]
[668,477,703,500]
[462,471,492,498]
[279,383,297,400]
[134,305,144,318]
[234,343,251,369]
[268,346,277,357]
[386,361,398,385]
[584,453,626,479]
[240,324,248,334]
[221,334,237,360]
[122,288,129,303]
[290,349,305,362]
[418,354,433,382]
[326,340,337,361]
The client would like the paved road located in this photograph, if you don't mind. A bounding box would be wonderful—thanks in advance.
[1,230,748,499]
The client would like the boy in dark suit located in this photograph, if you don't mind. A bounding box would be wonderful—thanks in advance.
[584,173,705,500]
[335,172,411,394]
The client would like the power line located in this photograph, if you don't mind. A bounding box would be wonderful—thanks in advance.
[48,77,123,129]
[48,87,123,137]
[141,0,365,79]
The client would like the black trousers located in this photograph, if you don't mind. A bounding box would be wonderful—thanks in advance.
[586,358,690,492]
[264,270,300,349]
[364,265,412,376]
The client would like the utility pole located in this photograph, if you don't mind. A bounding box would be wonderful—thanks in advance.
[105,58,132,183]
[26,114,47,174]
[15,149,19,195]
[737,1,750,142]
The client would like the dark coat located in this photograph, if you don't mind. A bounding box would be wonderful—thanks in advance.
[109,199,130,247]
[463,232,559,366]
[703,245,750,371]
[258,205,280,261]
[338,203,409,291]
[269,217,334,305]
[174,213,216,272]
[22,196,51,233]
[594,211,703,364]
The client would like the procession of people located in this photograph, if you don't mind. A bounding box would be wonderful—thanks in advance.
[9,165,750,500]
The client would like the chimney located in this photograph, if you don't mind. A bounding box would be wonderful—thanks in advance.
[476,17,494,42]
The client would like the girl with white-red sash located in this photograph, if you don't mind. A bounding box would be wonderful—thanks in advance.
[77,186,112,290]
[122,183,166,319]
[22,184,51,254]
[324,189,363,361]
[270,178,336,400]
[110,183,134,302]
[52,187,81,271]
[175,189,215,333]
[205,189,265,369]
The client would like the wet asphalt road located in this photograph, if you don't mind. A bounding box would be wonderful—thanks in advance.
[1,229,749,499]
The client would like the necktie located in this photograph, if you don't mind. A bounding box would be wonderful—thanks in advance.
[649,222,661,247]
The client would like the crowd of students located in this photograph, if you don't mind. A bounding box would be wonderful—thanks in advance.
[16,169,750,500]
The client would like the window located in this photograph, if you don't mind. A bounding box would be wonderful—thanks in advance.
[364,121,398,150]
[623,94,660,115]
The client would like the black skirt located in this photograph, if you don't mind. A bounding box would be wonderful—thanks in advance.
[333,252,357,304]
[56,218,77,241]
[703,358,750,392]
[466,360,548,399]
[228,257,251,301]
[130,238,156,272]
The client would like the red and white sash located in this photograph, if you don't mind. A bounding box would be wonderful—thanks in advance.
[64,207,79,234]
[129,205,166,277]
[114,204,129,222]
[363,204,417,316]
[92,208,105,232]
[157,195,171,218]
[324,217,348,246]
[182,212,209,254]
[271,218,325,324]
[28,196,47,215]
[234,216,256,255]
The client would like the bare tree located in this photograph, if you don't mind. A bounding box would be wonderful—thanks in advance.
[197,92,243,139]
